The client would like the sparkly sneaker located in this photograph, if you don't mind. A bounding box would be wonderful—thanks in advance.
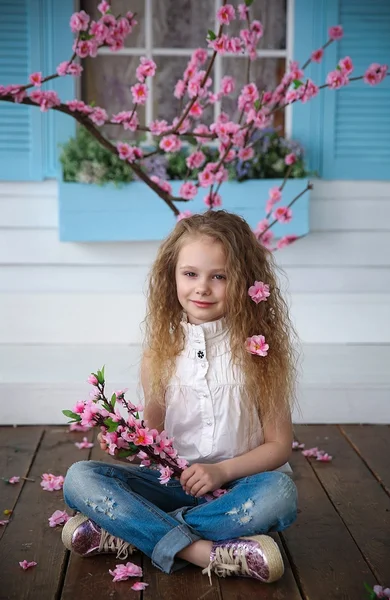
[202,535,284,583]
[62,513,136,559]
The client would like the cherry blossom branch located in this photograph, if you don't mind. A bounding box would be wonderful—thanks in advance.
[259,181,313,238]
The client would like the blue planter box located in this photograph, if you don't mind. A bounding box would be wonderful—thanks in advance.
[59,178,310,242]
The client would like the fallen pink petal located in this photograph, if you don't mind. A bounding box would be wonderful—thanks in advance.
[48,510,71,527]
[8,476,21,484]
[109,562,143,582]
[0,520,9,526]
[302,447,319,458]
[40,473,64,492]
[292,441,305,450]
[131,582,149,591]
[316,452,333,462]
[19,560,37,570]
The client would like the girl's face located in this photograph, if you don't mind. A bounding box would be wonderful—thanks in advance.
[175,235,227,325]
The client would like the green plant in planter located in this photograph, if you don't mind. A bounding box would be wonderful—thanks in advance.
[60,126,309,186]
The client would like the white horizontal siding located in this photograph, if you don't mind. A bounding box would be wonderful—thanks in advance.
[1,292,390,344]
[1,179,390,424]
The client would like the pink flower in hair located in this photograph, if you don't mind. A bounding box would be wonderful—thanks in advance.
[245,335,269,357]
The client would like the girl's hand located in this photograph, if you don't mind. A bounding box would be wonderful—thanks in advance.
[180,463,228,498]
[97,431,109,453]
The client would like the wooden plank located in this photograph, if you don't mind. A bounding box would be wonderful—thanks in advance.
[217,533,302,600]
[0,426,94,600]
[0,426,43,542]
[294,425,390,584]
[281,427,376,599]
[340,425,390,495]
[143,559,222,600]
[60,437,143,600]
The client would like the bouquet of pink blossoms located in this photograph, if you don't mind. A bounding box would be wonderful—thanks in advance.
[63,367,224,499]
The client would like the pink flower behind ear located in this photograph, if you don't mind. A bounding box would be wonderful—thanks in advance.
[248,281,270,304]
[131,582,149,591]
[19,560,37,570]
[245,335,269,357]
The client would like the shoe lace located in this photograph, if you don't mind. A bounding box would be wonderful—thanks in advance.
[99,529,133,560]
[202,545,250,584]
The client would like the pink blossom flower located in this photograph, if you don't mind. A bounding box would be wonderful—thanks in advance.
[364,63,388,86]
[66,100,93,114]
[56,61,83,77]
[248,281,270,304]
[220,76,235,96]
[274,206,293,223]
[285,153,297,166]
[134,428,155,446]
[70,10,90,32]
[117,142,132,160]
[97,1,110,14]
[149,119,169,135]
[19,560,37,570]
[204,192,222,208]
[326,69,349,89]
[226,36,243,54]
[131,83,148,105]
[41,473,64,492]
[87,374,98,386]
[217,4,235,25]
[75,437,94,450]
[151,176,172,195]
[374,586,390,598]
[338,56,353,75]
[192,48,208,66]
[158,466,174,485]
[8,476,20,484]
[277,235,298,249]
[179,182,198,200]
[109,562,143,582]
[238,147,254,161]
[29,72,43,87]
[300,79,319,103]
[30,90,60,111]
[189,101,203,119]
[193,124,210,143]
[177,211,192,222]
[311,48,324,63]
[159,134,181,153]
[257,229,274,250]
[131,582,149,591]
[245,335,269,357]
[174,79,186,99]
[208,34,228,55]
[198,169,215,188]
[237,3,248,20]
[48,510,70,527]
[136,57,157,82]
[176,457,189,469]
[90,107,108,126]
[0,520,9,526]
[186,151,206,170]
[269,186,282,203]
[255,219,269,234]
[292,441,305,450]
[328,25,343,40]
[238,82,259,111]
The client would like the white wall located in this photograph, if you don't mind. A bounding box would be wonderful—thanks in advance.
[1,180,389,424]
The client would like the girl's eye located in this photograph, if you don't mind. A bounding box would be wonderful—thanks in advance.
[214,274,226,280]
[184,272,196,277]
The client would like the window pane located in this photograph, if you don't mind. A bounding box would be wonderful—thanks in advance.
[229,0,287,50]
[221,57,286,134]
[153,56,214,125]
[82,56,146,142]
[81,0,145,47]
[152,0,214,48]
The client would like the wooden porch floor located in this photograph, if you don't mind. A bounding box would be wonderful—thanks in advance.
[0,424,389,600]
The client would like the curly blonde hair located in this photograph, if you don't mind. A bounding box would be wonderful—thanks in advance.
[143,210,298,424]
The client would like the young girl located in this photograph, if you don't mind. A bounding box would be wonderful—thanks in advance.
[62,210,298,584]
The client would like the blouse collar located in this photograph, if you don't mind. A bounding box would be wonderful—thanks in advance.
[180,314,228,348]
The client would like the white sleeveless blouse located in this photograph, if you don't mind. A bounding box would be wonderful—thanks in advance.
[164,316,262,464]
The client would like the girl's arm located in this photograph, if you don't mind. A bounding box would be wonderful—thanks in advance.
[219,413,293,482]
[180,412,293,497]
[141,353,166,430]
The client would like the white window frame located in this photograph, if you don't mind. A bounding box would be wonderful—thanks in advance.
[96,0,294,138]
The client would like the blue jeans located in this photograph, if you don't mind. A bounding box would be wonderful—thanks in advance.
[63,460,297,574]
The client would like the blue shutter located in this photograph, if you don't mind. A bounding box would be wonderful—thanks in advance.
[0,0,75,181]
[0,0,44,180]
[293,0,390,180]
